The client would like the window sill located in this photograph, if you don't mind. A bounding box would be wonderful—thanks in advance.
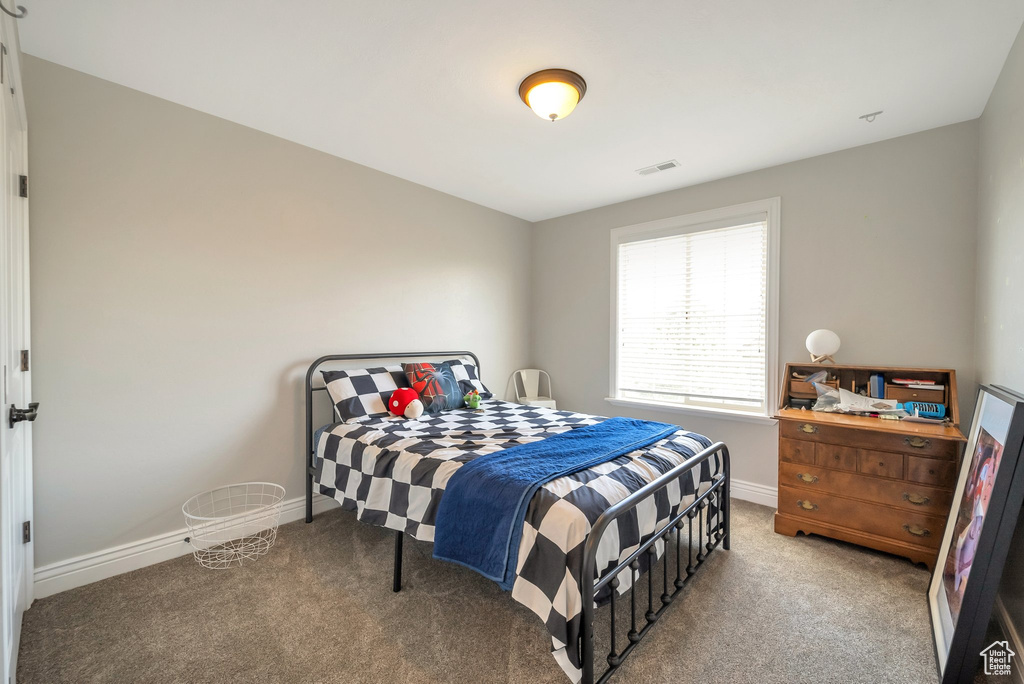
[605,397,778,426]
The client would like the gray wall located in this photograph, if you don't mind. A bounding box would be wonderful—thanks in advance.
[531,122,979,492]
[977,23,1024,641]
[26,45,1013,602]
[24,57,533,568]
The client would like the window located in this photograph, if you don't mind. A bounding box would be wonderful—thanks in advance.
[609,198,779,418]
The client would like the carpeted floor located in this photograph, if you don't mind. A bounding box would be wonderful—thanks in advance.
[18,500,962,683]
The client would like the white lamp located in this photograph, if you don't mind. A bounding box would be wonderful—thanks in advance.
[806,329,841,364]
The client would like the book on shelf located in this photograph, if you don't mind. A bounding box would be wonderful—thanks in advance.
[892,378,936,385]
[869,374,885,398]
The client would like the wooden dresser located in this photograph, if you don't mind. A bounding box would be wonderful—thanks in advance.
[774,364,966,568]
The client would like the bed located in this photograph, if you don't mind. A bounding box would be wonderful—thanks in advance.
[304,351,730,684]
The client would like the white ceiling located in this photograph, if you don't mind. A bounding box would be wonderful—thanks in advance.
[18,1,1024,222]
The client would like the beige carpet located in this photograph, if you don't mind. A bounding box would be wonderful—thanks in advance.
[18,500,960,683]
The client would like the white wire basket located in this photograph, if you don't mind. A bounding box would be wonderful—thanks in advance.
[182,482,285,570]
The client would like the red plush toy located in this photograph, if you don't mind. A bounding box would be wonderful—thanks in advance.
[388,387,424,419]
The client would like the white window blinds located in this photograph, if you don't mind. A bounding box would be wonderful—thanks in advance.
[615,218,768,412]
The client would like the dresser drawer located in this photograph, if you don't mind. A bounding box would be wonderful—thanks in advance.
[790,379,839,398]
[779,437,815,465]
[779,462,952,516]
[858,450,904,479]
[907,456,957,487]
[815,443,859,471]
[779,419,957,460]
[885,385,946,405]
[779,484,944,548]
[895,434,957,460]
[780,420,831,440]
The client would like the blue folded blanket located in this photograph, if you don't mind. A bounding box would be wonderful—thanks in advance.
[432,416,679,590]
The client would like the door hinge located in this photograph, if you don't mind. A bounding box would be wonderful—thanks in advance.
[20,349,28,372]
[19,174,27,198]
[22,520,30,544]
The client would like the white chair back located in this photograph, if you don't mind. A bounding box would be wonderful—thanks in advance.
[512,369,552,402]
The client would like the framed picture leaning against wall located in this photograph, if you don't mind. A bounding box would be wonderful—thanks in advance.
[928,384,1024,684]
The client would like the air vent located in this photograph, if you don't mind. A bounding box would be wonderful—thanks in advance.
[635,159,680,176]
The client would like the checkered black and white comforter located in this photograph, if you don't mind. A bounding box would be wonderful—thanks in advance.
[313,401,719,682]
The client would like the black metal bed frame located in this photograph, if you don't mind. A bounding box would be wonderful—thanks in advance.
[304,351,730,684]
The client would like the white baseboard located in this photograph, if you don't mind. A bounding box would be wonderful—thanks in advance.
[33,493,338,600]
[35,479,778,600]
[730,478,778,508]
[995,595,1024,684]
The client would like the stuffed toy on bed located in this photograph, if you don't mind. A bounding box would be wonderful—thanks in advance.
[388,387,424,419]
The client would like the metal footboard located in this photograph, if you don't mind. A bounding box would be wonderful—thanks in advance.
[580,441,731,684]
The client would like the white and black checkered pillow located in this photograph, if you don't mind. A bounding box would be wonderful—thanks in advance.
[321,366,408,422]
[439,359,492,399]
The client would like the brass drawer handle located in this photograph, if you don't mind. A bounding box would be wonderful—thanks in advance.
[904,436,930,449]
[796,500,818,511]
[903,524,931,538]
[796,473,819,484]
[799,424,818,434]
[902,492,931,506]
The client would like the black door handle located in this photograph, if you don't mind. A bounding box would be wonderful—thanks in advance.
[9,402,38,428]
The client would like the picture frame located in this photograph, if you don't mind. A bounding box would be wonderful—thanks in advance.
[928,384,1024,684]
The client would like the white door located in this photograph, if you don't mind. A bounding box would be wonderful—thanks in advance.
[0,15,31,684]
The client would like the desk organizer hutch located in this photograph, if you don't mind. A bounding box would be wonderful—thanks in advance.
[774,364,966,568]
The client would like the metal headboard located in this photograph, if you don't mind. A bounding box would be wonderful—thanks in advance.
[304,350,481,522]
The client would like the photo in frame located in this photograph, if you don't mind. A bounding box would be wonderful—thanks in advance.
[928,385,1024,684]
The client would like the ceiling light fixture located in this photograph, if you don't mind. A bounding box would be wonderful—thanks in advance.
[859,110,883,123]
[518,69,587,122]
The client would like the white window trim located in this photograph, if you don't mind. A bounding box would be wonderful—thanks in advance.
[607,198,781,422]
